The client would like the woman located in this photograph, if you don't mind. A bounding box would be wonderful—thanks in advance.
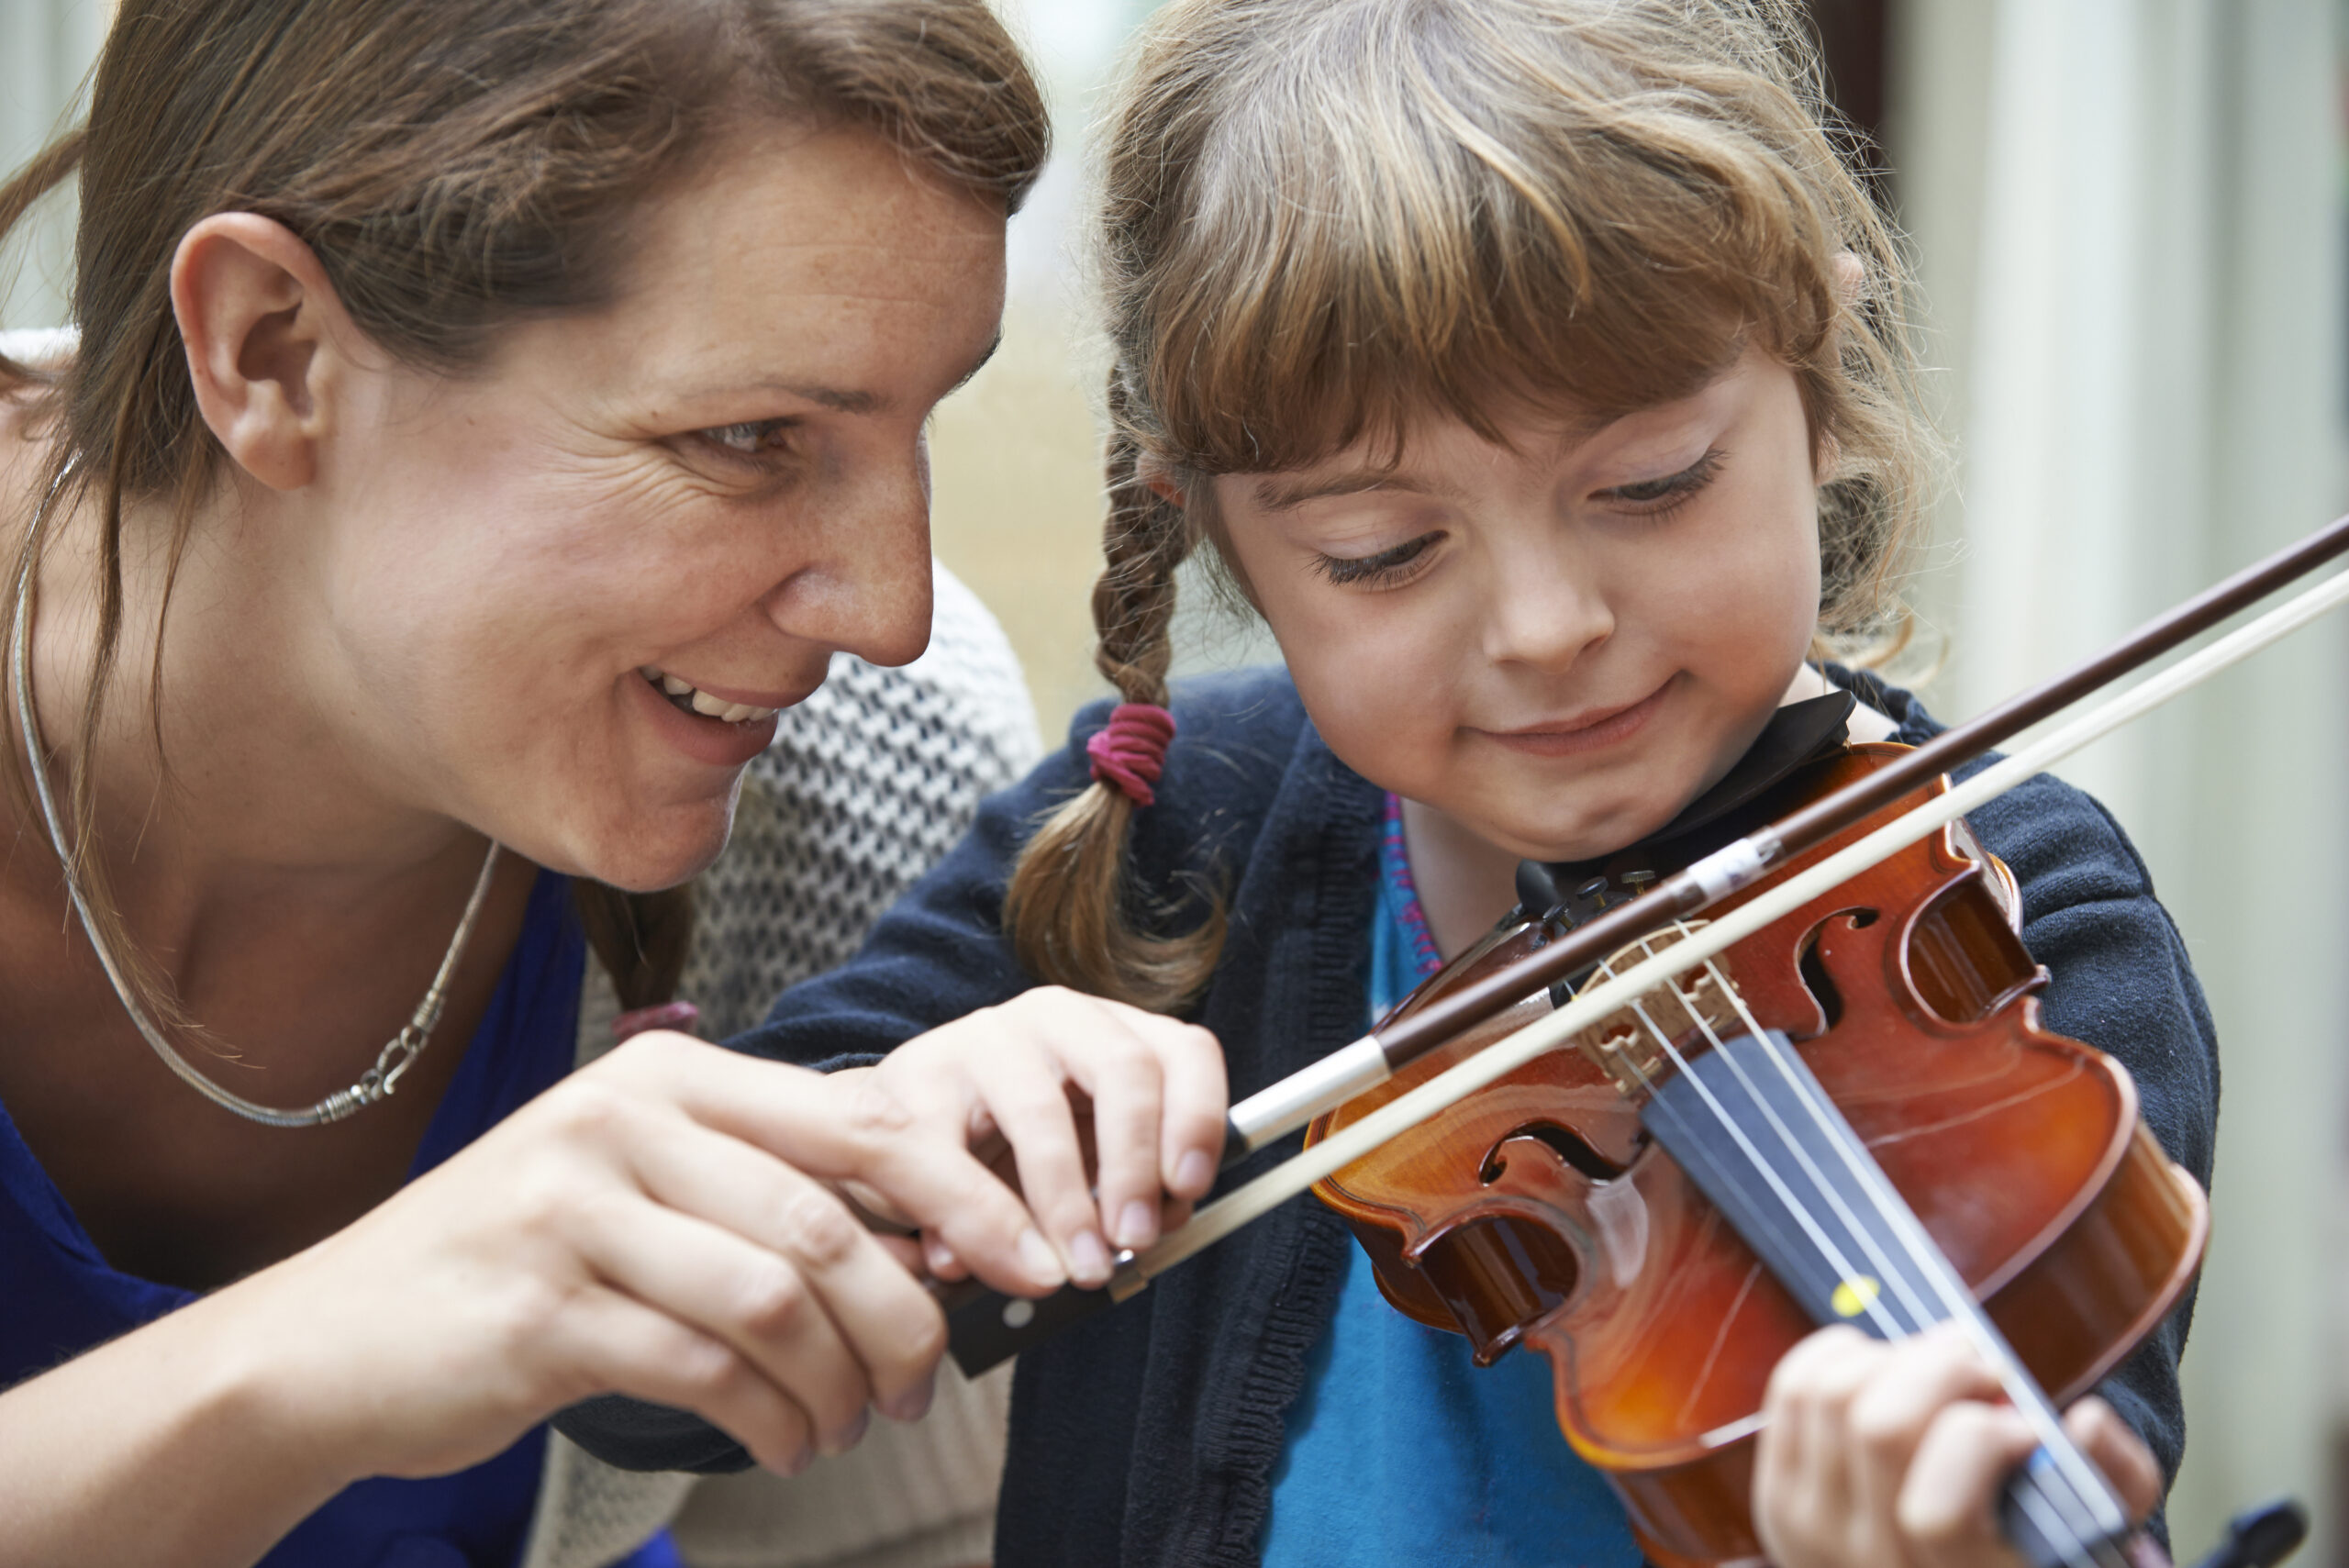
[0,4,1228,1565]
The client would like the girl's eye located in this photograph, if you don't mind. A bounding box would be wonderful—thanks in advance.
[1603,448,1724,510]
[696,419,800,460]
[1316,532,1441,587]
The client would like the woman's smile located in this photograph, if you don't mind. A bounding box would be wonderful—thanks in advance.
[624,665,786,769]
[635,664,792,725]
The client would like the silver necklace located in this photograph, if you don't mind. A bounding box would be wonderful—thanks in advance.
[8,460,501,1128]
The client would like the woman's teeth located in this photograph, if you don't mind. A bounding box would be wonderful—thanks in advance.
[638,666,779,725]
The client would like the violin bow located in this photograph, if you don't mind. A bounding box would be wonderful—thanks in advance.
[944,511,2349,1373]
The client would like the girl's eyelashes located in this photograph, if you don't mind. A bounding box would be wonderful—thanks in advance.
[1314,531,1442,588]
[1600,447,1724,512]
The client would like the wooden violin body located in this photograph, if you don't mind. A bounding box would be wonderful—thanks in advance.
[1307,746,2210,1568]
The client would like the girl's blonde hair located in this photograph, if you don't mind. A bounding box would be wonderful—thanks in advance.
[2,0,1045,1031]
[1005,0,1941,1013]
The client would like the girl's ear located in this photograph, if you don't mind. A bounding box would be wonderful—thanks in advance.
[1811,251,1868,483]
[1832,250,1865,304]
[1146,473,1186,507]
[170,213,365,492]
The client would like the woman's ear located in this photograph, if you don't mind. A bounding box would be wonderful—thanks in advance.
[170,213,360,492]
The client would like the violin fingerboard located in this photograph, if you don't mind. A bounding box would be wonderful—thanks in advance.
[1641,1031,2137,1568]
[1641,1029,1948,1338]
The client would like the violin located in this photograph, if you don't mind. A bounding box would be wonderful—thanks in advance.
[1308,742,2205,1568]
[942,514,2349,1568]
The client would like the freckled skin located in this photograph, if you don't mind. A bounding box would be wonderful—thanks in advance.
[300,123,1007,890]
[1210,350,1824,873]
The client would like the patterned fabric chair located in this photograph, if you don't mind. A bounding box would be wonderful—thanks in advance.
[531,562,1041,1568]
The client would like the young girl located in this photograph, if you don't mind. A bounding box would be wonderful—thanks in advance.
[708,1,2213,1562]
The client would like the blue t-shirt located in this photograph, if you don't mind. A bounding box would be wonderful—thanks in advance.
[1260,796,1643,1568]
[0,869,678,1568]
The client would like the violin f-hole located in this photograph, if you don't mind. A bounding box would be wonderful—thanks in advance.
[1483,1120,1627,1184]
[1411,1211,1582,1366]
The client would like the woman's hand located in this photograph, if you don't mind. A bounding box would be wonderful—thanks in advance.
[0,1010,1224,1566]
[832,984,1229,1288]
[1753,1325,2164,1568]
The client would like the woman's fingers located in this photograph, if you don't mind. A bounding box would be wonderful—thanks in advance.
[627,1040,1067,1298]
[605,998,1234,1304]
[530,1286,817,1477]
[562,1188,871,1462]
[623,1117,947,1425]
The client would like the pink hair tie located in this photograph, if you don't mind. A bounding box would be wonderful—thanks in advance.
[611,999,700,1044]
[1085,703,1177,807]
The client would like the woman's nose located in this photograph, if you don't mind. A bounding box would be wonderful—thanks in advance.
[762,441,936,668]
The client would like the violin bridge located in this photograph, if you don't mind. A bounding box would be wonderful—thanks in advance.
[1567,922,1745,1095]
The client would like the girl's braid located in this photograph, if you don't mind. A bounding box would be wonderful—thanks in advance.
[999,373,1223,1013]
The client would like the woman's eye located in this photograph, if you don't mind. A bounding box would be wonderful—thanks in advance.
[1603,448,1724,509]
[696,419,799,459]
[1316,533,1440,587]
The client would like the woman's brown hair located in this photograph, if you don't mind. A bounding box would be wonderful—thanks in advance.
[1004,0,1943,1013]
[0,0,1046,1023]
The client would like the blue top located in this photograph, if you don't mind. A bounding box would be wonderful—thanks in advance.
[0,868,674,1568]
[1260,794,1643,1568]
[573,665,2217,1568]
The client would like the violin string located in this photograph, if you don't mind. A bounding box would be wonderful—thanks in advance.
[1634,953,1941,1330]
[1698,956,2131,1546]
[1629,935,2128,1560]
[1607,957,2123,1568]
[1590,963,2116,1568]
[1588,951,1934,1340]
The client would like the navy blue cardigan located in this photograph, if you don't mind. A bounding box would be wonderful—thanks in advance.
[578,666,2221,1568]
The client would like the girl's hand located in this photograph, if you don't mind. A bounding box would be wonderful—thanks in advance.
[834,984,1229,1289]
[1753,1326,2163,1568]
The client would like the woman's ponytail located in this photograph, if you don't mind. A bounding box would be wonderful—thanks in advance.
[572,882,696,1015]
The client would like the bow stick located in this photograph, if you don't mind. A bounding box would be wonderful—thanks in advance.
[946,512,2349,1372]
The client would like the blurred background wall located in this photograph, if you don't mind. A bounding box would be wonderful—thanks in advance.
[6,0,2349,1560]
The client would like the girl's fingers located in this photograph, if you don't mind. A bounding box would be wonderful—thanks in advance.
[1843,1329,2009,1529]
[1151,1018,1229,1202]
[1041,1014,1167,1255]
[2063,1397,2162,1524]
[532,1285,817,1477]
[562,1190,871,1456]
[1895,1399,2039,1567]
[623,1118,948,1425]
[976,1039,1118,1287]
[1019,993,1224,1254]
[1757,1326,1876,1562]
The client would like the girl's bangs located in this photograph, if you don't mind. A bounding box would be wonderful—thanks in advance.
[1119,10,1843,477]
